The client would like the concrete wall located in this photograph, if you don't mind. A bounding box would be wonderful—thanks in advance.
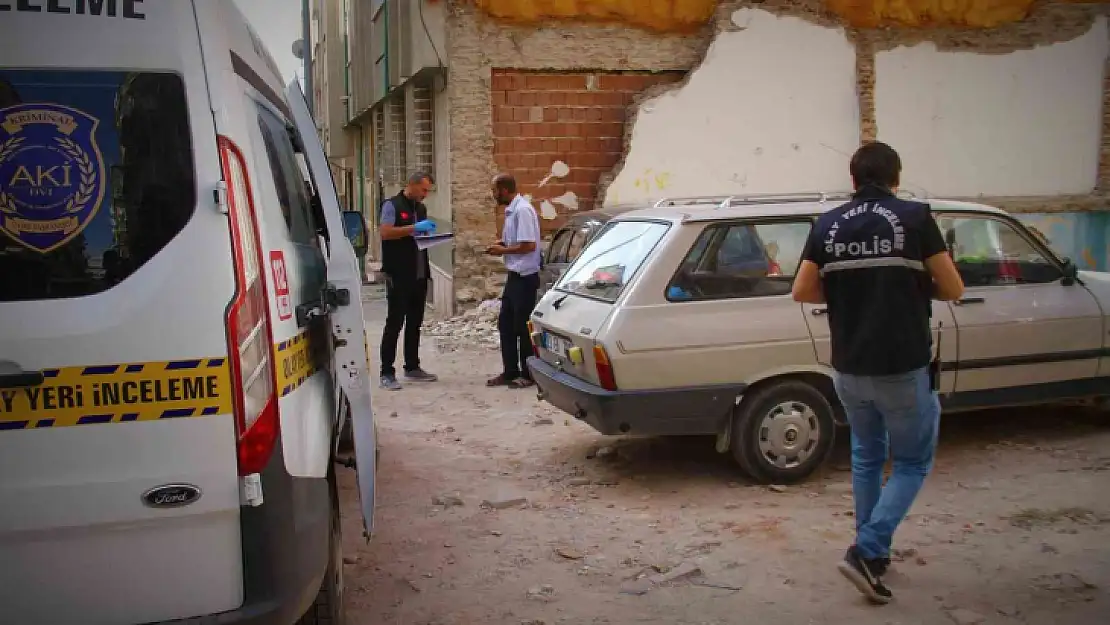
[605,9,859,203]
[875,17,1109,198]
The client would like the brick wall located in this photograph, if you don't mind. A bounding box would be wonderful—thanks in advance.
[490,70,684,234]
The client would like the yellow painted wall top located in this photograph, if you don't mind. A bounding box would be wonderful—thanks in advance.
[470,0,717,32]
[470,0,1107,30]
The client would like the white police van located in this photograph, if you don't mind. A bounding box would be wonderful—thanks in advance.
[0,2,378,624]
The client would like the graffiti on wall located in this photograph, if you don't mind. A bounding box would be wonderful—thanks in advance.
[1016,213,1110,272]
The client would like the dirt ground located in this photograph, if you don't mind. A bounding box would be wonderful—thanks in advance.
[338,298,1110,625]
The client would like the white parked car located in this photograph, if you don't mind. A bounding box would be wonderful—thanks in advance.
[1,4,378,624]
[527,193,1107,484]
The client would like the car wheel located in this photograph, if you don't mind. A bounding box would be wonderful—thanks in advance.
[297,471,346,625]
[731,380,836,484]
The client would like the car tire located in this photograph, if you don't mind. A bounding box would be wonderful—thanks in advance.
[297,471,346,625]
[731,380,836,484]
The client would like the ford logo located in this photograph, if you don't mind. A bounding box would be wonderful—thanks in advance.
[142,484,202,509]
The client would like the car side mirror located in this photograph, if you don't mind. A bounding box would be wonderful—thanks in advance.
[342,210,369,258]
[1061,257,1079,285]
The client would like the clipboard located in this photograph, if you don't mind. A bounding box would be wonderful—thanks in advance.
[415,233,455,251]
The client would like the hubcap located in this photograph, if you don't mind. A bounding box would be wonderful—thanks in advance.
[757,400,821,470]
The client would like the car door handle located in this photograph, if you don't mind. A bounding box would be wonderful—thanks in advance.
[810,307,827,316]
[954,297,985,306]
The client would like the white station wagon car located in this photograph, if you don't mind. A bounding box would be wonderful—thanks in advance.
[526,193,1110,484]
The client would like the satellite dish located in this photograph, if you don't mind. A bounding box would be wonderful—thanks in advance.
[292,39,305,60]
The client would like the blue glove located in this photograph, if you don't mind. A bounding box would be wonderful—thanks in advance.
[667,285,691,300]
[414,219,436,235]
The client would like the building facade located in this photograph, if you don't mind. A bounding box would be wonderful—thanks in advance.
[317,0,1110,315]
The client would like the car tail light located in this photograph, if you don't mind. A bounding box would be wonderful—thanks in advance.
[593,344,617,391]
[527,320,539,351]
[219,136,280,476]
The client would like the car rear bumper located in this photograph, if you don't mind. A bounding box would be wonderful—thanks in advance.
[527,357,743,436]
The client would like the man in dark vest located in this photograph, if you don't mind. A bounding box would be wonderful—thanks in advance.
[792,142,964,604]
[378,171,439,390]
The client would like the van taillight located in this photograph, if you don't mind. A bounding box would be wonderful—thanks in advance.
[593,344,617,391]
[219,136,279,477]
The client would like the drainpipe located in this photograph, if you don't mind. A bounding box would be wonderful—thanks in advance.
[302,0,313,115]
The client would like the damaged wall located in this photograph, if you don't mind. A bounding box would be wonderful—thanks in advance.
[875,16,1110,198]
[605,8,860,204]
[491,70,684,233]
[600,1,1110,270]
[446,0,708,304]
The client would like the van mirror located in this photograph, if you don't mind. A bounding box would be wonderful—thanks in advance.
[342,211,368,257]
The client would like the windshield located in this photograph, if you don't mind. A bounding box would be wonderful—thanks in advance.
[555,220,670,302]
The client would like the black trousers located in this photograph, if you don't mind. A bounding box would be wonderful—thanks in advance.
[499,271,540,379]
[380,276,428,377]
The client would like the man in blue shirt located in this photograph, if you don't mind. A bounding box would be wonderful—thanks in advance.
[793,142,964,604]
[485,173,543,389]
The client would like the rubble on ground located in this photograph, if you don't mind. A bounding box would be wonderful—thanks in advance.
[426,299,502,352]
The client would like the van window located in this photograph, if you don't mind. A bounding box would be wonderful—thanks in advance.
[555,220,669,302]
[667,221,812,301]
[565,226,590,263]
[0,70,195,302]
[255,103,318,246]
[546,227,573,264]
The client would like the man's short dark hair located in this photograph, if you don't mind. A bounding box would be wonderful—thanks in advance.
[850,141,901,190]
[493,173,517,194]
[408,171,434,185]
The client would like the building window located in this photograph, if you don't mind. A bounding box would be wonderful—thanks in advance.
[411,83,435,178]
[373,92,406,186]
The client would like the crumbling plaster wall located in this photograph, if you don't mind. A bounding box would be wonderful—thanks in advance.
[450,0,1110,305]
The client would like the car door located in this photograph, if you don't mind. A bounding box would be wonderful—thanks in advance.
[540,226,574,295]
[285,81,377,537]
[936,211,1102,395]
[635,219,818,389]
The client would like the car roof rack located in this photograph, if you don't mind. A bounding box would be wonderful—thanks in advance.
[651,190,918,210]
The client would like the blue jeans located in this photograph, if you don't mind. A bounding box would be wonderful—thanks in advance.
[833,366,940,561]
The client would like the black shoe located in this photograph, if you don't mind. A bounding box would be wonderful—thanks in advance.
[837,546,893,605]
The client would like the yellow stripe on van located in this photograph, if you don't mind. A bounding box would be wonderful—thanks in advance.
[0,331,322,432]
[0,358,233,431]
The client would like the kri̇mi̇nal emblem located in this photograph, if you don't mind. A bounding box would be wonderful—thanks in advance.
[0,103,107,253]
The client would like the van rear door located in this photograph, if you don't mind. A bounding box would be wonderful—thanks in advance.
[0,5,244,624]
[285,81,378,537]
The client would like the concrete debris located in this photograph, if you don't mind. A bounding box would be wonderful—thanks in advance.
[619,562,703,596]
[426,299,502,351]
[527,584,556,602]
[432,493,465,507]
[594,446,617,460]
[555,547,584,560]
[892,547,918,561]
[945,608,987,625]
[768,485,788,493]
[533,417,555,426]
[566,477,592,486]
[482,495,529,510]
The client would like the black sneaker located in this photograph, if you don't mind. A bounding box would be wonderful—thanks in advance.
[837,546,893,605]
[403,368,438,383]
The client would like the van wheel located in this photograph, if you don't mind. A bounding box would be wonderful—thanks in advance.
[298,472,346,625]
[731,380,835,484]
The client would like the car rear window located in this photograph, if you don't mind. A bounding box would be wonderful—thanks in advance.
[555,220,669,302]
[0,69,195,302]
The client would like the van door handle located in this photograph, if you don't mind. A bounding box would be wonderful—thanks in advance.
[0,372,45,389]
[809,307,827,316]
[955,297,985,306]
[296,300,327,327]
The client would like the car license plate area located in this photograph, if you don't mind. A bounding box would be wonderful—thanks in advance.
[543,331,572,358]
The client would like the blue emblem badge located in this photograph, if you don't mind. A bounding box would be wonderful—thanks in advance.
[0,103,107,253]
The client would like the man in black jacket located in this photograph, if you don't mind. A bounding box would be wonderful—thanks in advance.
[378,172,439,390]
